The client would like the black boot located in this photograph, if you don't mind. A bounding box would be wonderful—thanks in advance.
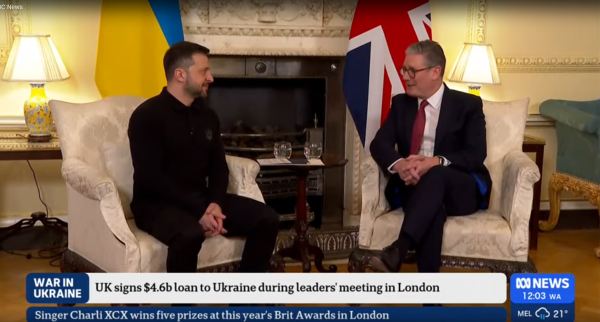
[369,246,402,272]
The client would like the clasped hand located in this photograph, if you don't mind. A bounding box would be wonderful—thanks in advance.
[392,155,439,186]
[199,203,227,237]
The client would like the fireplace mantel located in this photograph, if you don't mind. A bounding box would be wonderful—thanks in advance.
[181,0,357,56]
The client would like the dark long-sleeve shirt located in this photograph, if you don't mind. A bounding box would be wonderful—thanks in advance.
[128,87,229,221]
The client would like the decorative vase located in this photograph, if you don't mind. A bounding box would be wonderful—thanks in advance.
[24,83,53,142]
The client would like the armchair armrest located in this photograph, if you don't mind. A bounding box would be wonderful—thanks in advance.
[540,100,600,135]
[225,155,265,203]
[358,156,391,248]
[61,158,141,272]
[499,150,541,257]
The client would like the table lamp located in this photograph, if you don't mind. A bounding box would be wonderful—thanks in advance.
[447,42,500,96]
[2,34,70,142]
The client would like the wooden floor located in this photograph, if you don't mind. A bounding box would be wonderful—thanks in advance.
[1,229,599,322]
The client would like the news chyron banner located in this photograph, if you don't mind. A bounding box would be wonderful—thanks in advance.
[25,272,510,321]
[510,273,575,322]
[27,273,507,305]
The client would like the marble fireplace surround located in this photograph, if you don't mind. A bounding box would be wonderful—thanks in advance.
[181,0,357,57]
[181,0,364,227]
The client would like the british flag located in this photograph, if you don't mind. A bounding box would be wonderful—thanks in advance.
[343,0,432,153]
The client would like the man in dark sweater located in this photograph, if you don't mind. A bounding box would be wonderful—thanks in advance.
[128,41,279,273]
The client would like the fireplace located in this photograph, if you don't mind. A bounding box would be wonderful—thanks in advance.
[208,55,346,228]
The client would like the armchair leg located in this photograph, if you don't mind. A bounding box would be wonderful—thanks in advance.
[540,172,564,231]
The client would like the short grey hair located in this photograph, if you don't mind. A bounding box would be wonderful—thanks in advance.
[405,40,446,76]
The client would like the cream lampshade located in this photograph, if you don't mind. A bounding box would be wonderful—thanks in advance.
[2,34,70,142]
[447,42,500,96]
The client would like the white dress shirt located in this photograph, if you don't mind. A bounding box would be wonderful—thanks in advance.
[388,84,449,173]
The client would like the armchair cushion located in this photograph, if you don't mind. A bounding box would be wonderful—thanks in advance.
[129,221,246,272]
[127,155,263,272]
[370,209,513,261]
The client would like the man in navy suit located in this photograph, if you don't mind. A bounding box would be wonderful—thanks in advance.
[368,40,492,274]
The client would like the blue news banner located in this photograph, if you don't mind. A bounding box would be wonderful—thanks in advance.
[510,273,575,322]
[25,273,508,322]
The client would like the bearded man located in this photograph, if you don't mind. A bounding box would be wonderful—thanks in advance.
[128,41,279,274]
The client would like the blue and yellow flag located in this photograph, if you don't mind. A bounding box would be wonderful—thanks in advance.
[95,0,184,98]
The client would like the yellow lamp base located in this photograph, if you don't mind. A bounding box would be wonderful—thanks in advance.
[467,84,482,96]
[24,83,53,142]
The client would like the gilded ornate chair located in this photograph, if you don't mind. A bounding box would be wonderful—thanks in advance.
[538,99,600,257]
[49,96,285,278]
[348,98,541,276]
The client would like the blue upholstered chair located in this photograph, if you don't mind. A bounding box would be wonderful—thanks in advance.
[538,99,600,257]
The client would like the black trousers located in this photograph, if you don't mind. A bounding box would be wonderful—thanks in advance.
[146,194,280,273]
[396,166,481,272]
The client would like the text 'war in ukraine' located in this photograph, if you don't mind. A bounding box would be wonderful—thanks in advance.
[32,277,82,299]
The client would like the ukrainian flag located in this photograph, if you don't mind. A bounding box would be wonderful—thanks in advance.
[95,0,184,98]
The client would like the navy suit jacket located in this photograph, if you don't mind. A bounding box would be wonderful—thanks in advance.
[369,84,492,209]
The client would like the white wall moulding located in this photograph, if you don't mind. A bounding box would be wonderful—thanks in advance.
[0,115,26,131]
[0,116,56,132]
[466,0,487,43]
[526,114,555,127]
[181,0,356,56]
[496,56,600,73]
[465,0,600,73]
[0,0,32,68]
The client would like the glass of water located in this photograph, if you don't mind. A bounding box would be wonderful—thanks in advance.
[274,141,292,159]
[304,141,322,160]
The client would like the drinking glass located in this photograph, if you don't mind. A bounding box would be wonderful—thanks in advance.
[274,141,292,159]
[304,141,322,160]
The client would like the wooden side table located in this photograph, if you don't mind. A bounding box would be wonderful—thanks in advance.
[522,134,546,250]
[0,133,66,243]
[262,154,347,273]
[0,133,62,160]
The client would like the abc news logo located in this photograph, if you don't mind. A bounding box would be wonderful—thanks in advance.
[515,277,570,289]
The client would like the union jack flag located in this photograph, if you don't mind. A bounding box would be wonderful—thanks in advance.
[343,0,432,154]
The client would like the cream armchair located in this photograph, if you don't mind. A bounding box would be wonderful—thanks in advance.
[49,96,284,276]
[348,98,540,277]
